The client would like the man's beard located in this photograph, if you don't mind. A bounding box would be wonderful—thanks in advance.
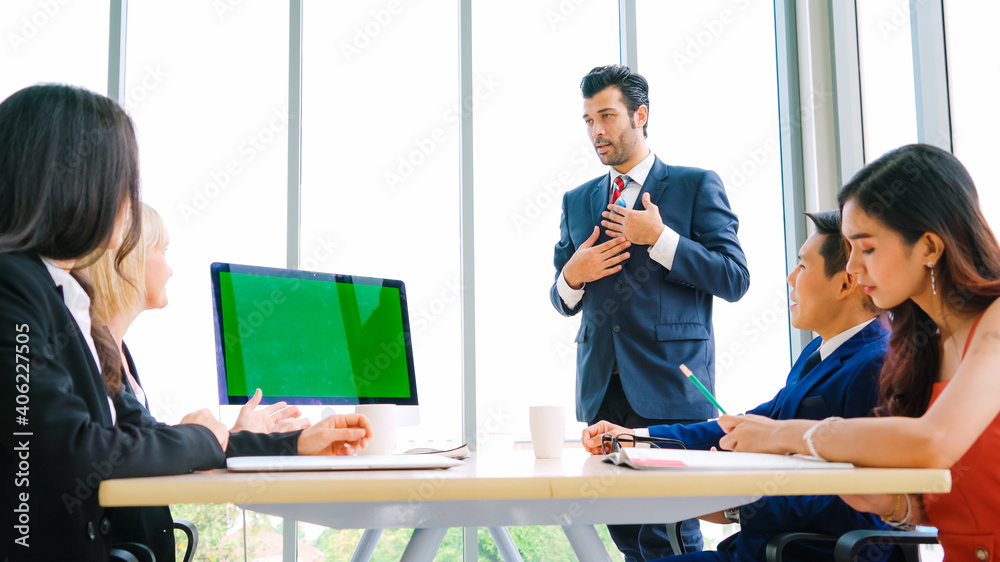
[596,123,639,166]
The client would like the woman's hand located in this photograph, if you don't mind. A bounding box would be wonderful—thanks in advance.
[839,493,900,517]
[841,493,927,526]
[273,416,312,432]
[717,414,811,455]
[841,493,927,525]
[231,388,309,434]
[297,413,372,456]
[180,409,230,451]
[581,420,633,455]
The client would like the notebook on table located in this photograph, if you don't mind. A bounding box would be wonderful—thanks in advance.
[227,454,463,472]
[605,448,854,470]
[403,443,470,459]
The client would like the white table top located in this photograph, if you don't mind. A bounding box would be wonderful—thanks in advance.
[99,449,951,508]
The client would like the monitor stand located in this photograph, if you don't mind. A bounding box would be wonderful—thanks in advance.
[320,405,420,426]
[219,404,419,429]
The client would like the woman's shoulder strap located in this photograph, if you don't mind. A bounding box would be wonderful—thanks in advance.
[962,309,990,360]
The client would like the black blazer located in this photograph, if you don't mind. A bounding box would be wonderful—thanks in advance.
[0,253,300,560]
[108,344,176,561]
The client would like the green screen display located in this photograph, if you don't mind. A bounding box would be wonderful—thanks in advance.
[216,270,414,403]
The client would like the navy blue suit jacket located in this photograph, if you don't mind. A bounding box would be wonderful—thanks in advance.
[550,157,749,422]
[650,319,893,562]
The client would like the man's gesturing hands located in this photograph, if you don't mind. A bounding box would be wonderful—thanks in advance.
[563,226,631,289]
[602,192,665,246]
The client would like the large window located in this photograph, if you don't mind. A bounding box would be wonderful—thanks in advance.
[123,1,289,425]
[945,1,1000,228]
[470,1,622,555]
[856,0,919,162]
[299,2,465,555]
[635,0,789,415]
[472,0,789,442]
[121,2,299,557]
[300,0,463,451]
[471,1,619,448]
[0,1,108,99]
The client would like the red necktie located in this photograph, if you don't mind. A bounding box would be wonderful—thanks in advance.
[611,175,631,205]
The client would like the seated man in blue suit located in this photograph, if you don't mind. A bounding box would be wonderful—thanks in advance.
[583,210,896,562]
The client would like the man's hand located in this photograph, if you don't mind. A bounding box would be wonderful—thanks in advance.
[563,226,631,289]
[698,511,730,525]
[581,420,633,455]
[231,388,309,433]
[602,192,665,246]
[297,413,372,456]
[180,409,230,451]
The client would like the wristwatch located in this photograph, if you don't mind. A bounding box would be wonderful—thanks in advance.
[724,507,740,524]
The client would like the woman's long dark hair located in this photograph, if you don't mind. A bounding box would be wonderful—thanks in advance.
[0,84,142,393]
[838,144,1000,417]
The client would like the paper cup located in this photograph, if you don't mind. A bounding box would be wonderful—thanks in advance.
[354,404,396,455]
[529,406,566,459]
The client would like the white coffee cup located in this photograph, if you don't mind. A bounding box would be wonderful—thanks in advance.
[529,405,566,459]
[354,404,396,455]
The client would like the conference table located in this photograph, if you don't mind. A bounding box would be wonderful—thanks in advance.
[99,449,951,561]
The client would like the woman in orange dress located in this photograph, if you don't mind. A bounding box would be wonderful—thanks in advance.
[718,143,1000,561]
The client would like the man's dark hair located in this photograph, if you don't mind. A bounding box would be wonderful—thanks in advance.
[580,65,649,138]
[803,210,847,279]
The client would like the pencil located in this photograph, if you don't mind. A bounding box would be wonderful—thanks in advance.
[679,364,727,415]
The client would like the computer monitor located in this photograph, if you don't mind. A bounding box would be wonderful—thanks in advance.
[210,262,419,415]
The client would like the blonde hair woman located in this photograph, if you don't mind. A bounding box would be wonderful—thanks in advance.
[81,204,310,560]
[82,203,308,431]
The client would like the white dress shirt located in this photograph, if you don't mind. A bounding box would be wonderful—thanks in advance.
[557,151,681,308]
[42,258,117,424]
[818,318,875,360]
[123,363,147,408]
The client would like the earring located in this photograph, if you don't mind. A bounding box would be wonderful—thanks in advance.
[927,262,937,295]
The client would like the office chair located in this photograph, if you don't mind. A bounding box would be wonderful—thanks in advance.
[109,519,199,562]
[764,529,938,562]
[173,519,199,562]
[109,543,155,562]
[667,521,685,554]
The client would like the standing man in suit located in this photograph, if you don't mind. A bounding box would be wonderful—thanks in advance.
[550,64,750,559]
[583,211,894,562]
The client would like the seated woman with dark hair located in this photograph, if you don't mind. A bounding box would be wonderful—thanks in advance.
[0,84,370,561]
[720,144,1000,561]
